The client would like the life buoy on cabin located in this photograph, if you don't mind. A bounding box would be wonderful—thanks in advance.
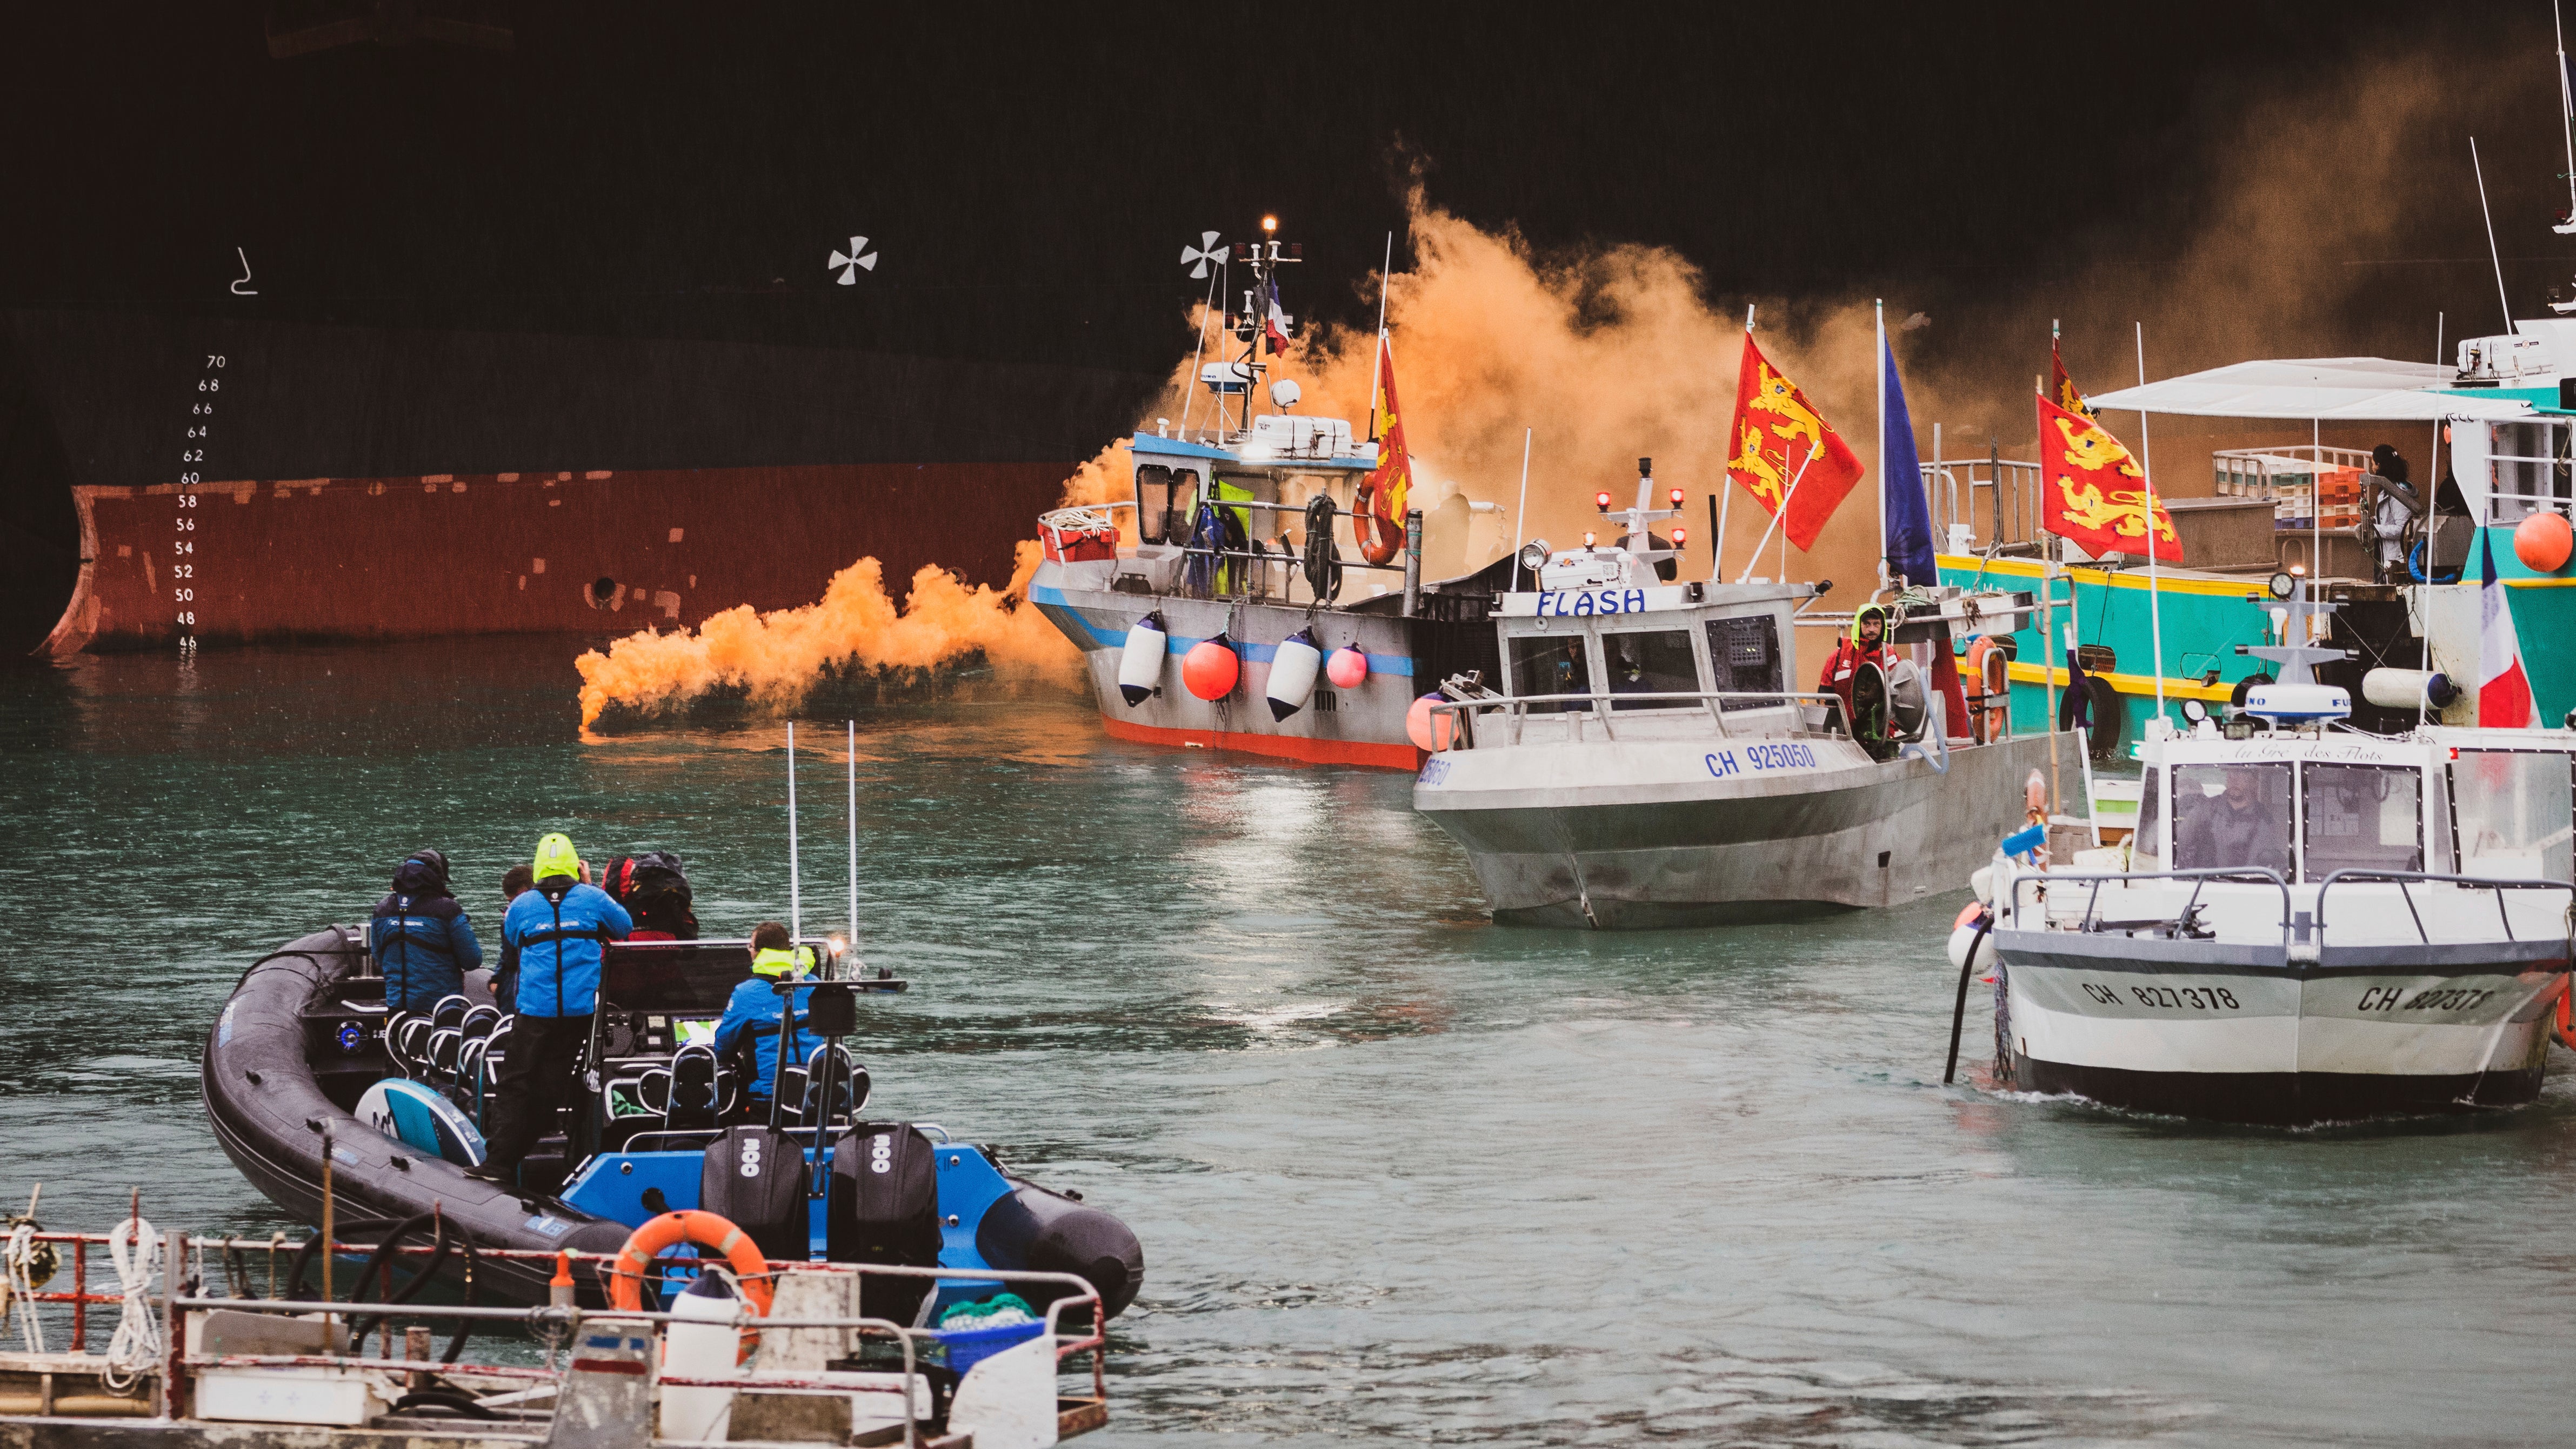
[1118,612,1167,707]
[1266,627,1323,721]
[609,1210,777,1316]
[1182,633,1240,700]
[1964,637,2010,744]
[1325,646,1368,690]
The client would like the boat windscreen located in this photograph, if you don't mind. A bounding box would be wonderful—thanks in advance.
[2452,750,2575,880]
[2172,763,2293,877]
[1604,629,1699,710]
[2301,763,2423,878]
[1508,634,1591,712]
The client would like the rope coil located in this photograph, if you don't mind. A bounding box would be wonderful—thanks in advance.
[4,1221,50,1352]
[102,1215,161,1391]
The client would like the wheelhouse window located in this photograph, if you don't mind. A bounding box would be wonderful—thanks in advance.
[2452,750,2575,880]
[1134,464,1196,545]
[1706,614,1785,709]
[2300,763,2422,878]
[1601,629,1700,710]
[2171,762,2294,877]
[1507,633,1592,712]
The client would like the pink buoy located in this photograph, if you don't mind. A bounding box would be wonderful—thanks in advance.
[2515,511,2573,573]
[1325,646,1368,690]
[1181,637,1239,700]
[1406,693,1456,752]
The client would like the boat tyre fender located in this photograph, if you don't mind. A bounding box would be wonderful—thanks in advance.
[976,1180,1145,1322]
[609,1210,775,1315]
[1302,495,1343,604]
[1944,909,1999,1085]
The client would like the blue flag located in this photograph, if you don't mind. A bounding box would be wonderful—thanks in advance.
[1881,335,1939,589]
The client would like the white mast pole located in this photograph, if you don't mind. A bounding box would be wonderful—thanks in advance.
[846,718,859,971]
[1511,427,1532,590]
[2473,138,2513,334]
[1739,444,1819,586]
[2136,322,2167,720]
[785,720,802,941]
[2559,2,2575,224]
[1719,305,1751,584]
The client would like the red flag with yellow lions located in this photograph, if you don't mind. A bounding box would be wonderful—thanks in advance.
[2036,392,2183,562]
[1725,336,1864,551]
[1354,331,1411,565]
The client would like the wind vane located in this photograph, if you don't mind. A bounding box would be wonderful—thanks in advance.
[829,236,879,284]
[1179,231,1224,279]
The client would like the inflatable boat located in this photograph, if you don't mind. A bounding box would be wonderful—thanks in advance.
[201,926,1144,1320]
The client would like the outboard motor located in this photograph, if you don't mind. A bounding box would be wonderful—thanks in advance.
[827,1123,942,1323]
[699,1125,811,1264]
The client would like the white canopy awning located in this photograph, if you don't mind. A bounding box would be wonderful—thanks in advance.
[2087,357,2539,420]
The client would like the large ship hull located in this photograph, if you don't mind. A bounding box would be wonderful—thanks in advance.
[51,462,1065,653]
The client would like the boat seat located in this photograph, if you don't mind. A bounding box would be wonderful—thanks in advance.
[777,1045,867,1126]
[430,994,471,1031]
[458,1004,502,1040]
[426,1026,464,1078]
[387,1014,435,1078]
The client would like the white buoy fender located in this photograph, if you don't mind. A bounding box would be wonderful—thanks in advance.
[1945,923,1997,976]
[1970,865,1994,906]
[1266,629,1323,722]
[1117,612,1167,707]
[661,1273,744,1443]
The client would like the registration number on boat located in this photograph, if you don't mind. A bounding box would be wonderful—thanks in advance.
[2082,982,2241,1011]
[1534,589,1649,617]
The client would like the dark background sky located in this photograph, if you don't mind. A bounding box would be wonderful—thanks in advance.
[9,1,2572,380]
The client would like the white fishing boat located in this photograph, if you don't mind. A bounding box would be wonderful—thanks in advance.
[1413,452,2084,927]
[1950,579,2576,1124]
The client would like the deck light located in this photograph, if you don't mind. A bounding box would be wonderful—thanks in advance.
[1669,487,1685,507]
[1594,491,1611,512]
[1671,526,1687,546]
[1262,215,1278,233]
[1583,531,1597,548]
[1518,541,1549,572]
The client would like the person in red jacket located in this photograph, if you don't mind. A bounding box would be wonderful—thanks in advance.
[1818,603,1892,738]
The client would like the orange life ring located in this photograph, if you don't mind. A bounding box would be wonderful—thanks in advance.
[1964,638,2010,744]
[608,1210,776,1316]
[2555,979,2576,1053]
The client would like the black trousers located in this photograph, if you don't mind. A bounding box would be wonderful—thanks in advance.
[483,1012,593,1172]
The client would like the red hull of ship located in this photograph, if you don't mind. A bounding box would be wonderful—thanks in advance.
[45,462,1066,653]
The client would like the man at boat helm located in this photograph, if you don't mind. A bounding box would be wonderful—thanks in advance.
[468,833,632,1185]
[2177,766,2291,874]
[714,922,825,1117]
[1818,603,1893,736]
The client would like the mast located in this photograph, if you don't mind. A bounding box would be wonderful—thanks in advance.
[1875,298,1888,593]
[2135,323,2167,721]
[785,719,802,941]
[2559,1,2576,229]
[1367,231,1392,441]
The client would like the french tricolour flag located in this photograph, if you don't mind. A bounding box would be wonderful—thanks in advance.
[1264,276,1291,355]
[2479,530,2537,729]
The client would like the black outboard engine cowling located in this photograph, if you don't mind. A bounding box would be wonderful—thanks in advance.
[827,1123,941,1323]
[699,1126,810,1264]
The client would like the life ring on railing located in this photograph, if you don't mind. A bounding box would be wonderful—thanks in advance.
[608,1211,775,1316]
[1964,637,2010,744]
[2555,977,2576,1054]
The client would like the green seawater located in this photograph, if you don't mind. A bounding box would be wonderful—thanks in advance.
[6,639,2576,1446]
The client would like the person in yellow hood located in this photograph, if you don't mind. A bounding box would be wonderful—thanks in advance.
[1818,603,1892,736]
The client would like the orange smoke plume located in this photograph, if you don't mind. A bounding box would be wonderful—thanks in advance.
[574,540,1077,727]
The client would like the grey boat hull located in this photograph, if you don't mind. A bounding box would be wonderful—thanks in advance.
[1417,730,2080,928]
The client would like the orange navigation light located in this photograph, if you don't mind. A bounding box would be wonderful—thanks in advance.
[1583,531,1597,548]
[1262,215,1278,233]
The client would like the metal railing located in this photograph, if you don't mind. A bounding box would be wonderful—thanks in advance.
[1426,689,1840,749]
[1926,455,2045,555]
[2311,869,2576,947]
[2005,867,2574,959]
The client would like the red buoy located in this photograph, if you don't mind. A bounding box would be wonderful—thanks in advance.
[1406,693,1455,752]
[1182,637,1240,700]
[2515,511,2573,573]
[1325,646,1368,689]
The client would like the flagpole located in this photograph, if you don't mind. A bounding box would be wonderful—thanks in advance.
[1720,305,1749,584]
[1738,444,1818,586]
[2136,322,2167,722]
[1511,427,1532,590]
[2560,0,2575,224]
[1366,231,1392,440]
[1876,299,1888,595]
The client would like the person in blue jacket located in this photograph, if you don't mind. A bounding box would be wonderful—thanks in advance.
[714,922,820,1114]
[470,832,632,1184]
[371,850,484,1016]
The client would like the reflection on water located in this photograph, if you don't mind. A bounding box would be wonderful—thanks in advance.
[5,640,2576,1445]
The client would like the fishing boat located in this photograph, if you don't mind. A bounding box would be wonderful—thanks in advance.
[1025,223,1512,769]
[1409,462,2085,927]
[1947,579,2576,1124]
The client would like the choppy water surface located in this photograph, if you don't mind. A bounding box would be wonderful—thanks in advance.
[6,640,2575,1447]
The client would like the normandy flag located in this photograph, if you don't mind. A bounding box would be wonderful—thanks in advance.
[2052,335,2095,419]
[2036,392,2183,563]
[2478,530,2537,727]
[1354,331,1412,565]
[1725,336,1864,551]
